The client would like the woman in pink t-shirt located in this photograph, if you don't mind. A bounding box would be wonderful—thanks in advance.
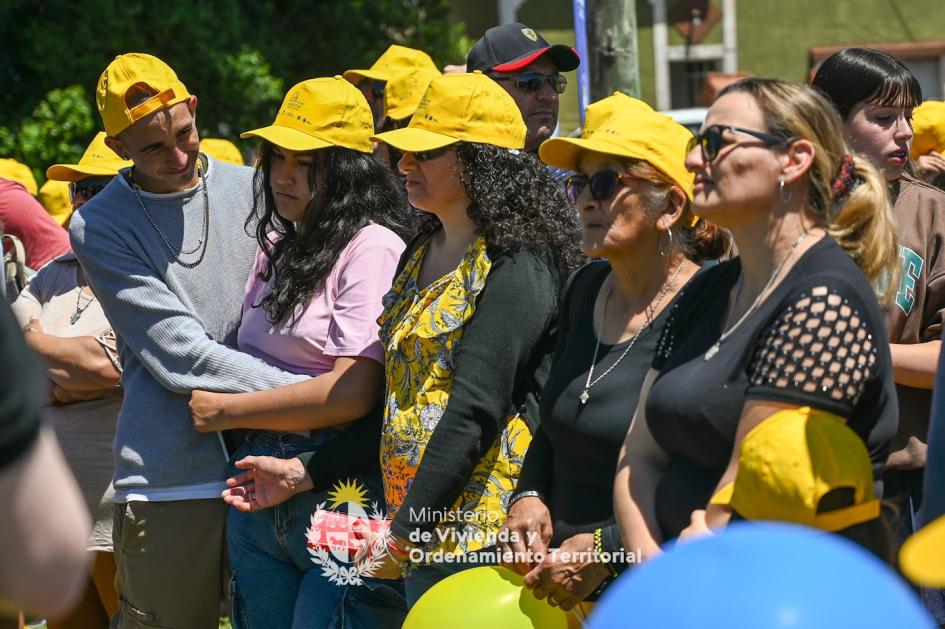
[188,78,412,628]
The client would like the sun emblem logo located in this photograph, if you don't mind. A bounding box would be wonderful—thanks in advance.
[306,478,391,587]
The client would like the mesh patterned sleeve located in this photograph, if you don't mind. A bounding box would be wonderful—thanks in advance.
[746,280,880,417]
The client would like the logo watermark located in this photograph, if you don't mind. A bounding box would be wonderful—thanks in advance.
[306,479,391,586]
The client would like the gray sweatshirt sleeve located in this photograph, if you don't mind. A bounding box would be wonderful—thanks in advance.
[70,215,307,395]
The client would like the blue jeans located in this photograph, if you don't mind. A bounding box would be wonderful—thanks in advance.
[228,430,406,629]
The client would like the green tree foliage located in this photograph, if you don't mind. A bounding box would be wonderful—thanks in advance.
[0,86,95,185]
[0,0,467,182]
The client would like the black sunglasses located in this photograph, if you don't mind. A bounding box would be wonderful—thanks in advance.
[687,125,786,162]
[412,146,452,162]
[565,170,639,204]
[69,177,112,202]
[490,71,567,94]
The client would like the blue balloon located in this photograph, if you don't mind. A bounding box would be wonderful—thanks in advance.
[589,522,933,628]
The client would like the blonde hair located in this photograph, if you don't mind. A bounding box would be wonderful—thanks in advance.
[720,78,899,301]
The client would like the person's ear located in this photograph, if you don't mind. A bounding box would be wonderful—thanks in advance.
[655,186,688,232]
[104,136,128,161]
[780,139,815,187]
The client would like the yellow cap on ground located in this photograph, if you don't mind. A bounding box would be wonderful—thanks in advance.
[372,72,526,152]
[540,92,694,200]
[97,52,193,137]
[241,77,374,154]
[0,158,38,195]
[344,45,437,85]
[46,132,132,182]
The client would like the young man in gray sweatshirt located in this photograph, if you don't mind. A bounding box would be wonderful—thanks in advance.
[69,53,307,629]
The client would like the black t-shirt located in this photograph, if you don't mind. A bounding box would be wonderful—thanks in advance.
[647,237,898,539]
[0,299,45,471]
[516,260,680,567]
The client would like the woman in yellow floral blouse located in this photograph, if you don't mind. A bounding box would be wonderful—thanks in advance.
[369,71,584,605]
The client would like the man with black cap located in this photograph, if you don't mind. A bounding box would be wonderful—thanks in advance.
[467,22,580,153]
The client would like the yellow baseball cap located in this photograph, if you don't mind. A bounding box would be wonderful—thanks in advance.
[900,513,945,587]
[710,406,880,533]
[540,92,695,200]
[344,45,437,85]
[384,65,442,121]
[241,77,374,154]
[46,132,132,182]
[372,72,526,152]
[910,100,945,160]
[0,158,38,195]
[38,180,72,225]
[97,53,193,137]
[201,138,244,165]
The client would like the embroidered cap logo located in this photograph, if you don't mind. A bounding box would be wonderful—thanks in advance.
[521,28,538,42]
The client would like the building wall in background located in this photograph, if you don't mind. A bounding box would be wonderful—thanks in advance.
[451,0,945,135]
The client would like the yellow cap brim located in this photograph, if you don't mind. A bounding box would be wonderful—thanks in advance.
[46,164,122,182]
[371,127,458,153]
[540,136,653,172]
[385,104,417,122]
[240,125,333,152]
[900,513,945,587]
[710,482,735,506]
[343,69,387,84]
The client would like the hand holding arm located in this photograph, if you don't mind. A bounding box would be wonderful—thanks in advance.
[191,356,383,432]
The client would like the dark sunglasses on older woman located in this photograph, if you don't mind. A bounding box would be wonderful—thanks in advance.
[490,72,568,94]
[565,170,641,204]
[687,124,785,162]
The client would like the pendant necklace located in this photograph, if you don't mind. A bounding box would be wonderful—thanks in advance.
[580,262,683,406]
[704,232,808,361]
[71,288,96,325]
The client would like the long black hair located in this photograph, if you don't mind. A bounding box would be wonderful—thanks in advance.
[416,143,584,282]
[811,47,922,120]
[247,142,414,326]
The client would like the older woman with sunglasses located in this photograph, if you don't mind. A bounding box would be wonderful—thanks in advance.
[494,93,729,612]
[365,71,583,605]
[11,132,131,627]
[613,78,901,558]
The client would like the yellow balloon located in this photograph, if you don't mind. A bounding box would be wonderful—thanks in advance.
[403,566,587,628]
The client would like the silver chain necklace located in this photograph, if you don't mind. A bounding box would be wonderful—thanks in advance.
[70,287,96,325]
[580,262,683,406]
[704,231,808,361]
[129,158,210,269]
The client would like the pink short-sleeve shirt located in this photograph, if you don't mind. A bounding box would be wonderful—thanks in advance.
[237,223,405,376]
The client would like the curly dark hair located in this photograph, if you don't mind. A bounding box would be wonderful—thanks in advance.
[416,143,584,282]
[247,142,414,326]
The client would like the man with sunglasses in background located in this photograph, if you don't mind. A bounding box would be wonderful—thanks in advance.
[467,22,580,154]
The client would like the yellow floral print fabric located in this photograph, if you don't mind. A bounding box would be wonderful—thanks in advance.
[378,234,532,559]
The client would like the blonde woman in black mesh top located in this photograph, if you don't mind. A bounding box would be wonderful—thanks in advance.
[613,78,900,559]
